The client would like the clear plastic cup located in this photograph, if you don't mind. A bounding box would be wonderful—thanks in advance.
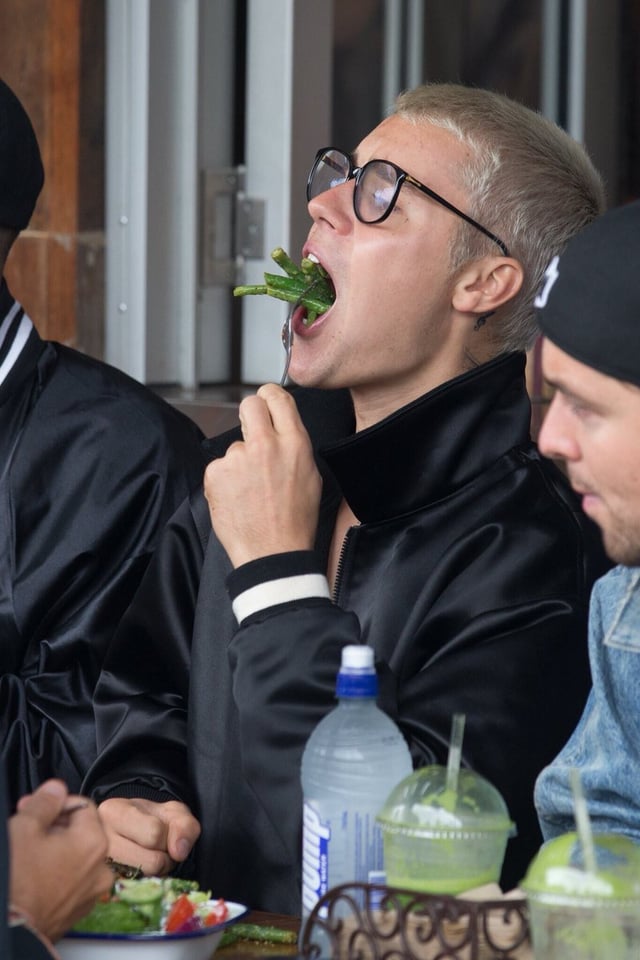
[522,832,640,959]
[377,765,514,895]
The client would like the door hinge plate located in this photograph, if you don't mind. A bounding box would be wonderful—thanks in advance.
[199,166,265,287]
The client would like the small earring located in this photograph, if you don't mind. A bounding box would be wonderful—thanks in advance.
[473,310,495,331]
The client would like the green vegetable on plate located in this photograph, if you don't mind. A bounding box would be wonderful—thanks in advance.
[219,922,298,947]
[71,876,224,936]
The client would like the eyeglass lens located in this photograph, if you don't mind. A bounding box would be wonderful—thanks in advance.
[355,161,398,223]
[308,149,400,224]
[308,149,350,198]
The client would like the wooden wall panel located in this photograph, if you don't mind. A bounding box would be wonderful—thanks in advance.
[0,0,104,352]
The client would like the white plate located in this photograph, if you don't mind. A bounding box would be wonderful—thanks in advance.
[56,900,249,960]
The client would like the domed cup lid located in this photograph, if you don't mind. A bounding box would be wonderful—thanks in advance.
[377,764,514,836]
[523,832,640,904]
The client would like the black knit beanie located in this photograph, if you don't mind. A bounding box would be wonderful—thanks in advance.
[535,200,640,386]
[0,77,44,230]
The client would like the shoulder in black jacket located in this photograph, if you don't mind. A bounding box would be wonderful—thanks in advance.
[0,282,206,808]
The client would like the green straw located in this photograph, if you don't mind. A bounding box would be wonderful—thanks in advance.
[570,767,597,874]
[445,713,466,795]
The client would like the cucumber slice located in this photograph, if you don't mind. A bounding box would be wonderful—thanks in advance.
[117,877,164,904]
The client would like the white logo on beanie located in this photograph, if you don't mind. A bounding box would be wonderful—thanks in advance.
[534,255,560,309]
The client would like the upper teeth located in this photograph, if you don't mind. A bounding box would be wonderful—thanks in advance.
[307,253,320,263]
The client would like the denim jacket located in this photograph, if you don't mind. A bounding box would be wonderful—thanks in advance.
[535,565,640,841]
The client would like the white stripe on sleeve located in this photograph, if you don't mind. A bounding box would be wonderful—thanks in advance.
[232,573,330,624]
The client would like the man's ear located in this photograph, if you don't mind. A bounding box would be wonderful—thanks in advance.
[452,257,524,315]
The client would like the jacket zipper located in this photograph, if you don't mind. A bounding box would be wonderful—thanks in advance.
[332,525,357,603]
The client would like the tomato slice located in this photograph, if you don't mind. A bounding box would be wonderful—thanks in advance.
[203,899,229,926]
[165,893,196,933]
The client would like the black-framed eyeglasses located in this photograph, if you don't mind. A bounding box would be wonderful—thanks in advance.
[306,146,510,257]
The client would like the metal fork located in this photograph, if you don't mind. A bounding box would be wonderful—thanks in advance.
[279,279,322,387]
[279,298,296,387]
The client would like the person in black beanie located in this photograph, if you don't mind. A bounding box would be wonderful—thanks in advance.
[534,200,640,841]
[0,75,113,960]
[0,74,206,808]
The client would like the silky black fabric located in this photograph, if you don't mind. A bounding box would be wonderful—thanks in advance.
[85,353,610,913]
[0,282,206,809]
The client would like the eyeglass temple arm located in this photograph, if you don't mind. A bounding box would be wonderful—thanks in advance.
[405,174,509,256]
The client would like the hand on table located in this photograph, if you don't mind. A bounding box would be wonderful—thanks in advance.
[204,383,323,568]
[98,797,201,877]
[9,779,113,943]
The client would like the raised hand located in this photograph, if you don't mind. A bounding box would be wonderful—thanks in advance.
[205,383,322,568]
[97,797,201,878]
[9,779,113,942]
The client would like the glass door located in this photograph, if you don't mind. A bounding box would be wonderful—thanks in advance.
[105,0,239,388]
[239,0,333,383]
[104,0,333,389]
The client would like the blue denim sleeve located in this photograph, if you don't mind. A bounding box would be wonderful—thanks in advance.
[534,566,640,842]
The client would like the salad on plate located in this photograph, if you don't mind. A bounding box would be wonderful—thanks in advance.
[70,876,234,937]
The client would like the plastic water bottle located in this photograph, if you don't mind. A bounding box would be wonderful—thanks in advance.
[301,644,412,920]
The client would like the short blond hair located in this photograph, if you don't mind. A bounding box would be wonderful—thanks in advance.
[394,83,606,353]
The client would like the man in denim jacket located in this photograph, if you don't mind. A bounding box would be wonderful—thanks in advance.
[533,199,640,840]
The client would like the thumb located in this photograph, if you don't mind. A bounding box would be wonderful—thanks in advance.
[167,818,200,863]
[16,779,69,825]
[170,835,194,863]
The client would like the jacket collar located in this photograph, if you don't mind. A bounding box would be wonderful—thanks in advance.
[0,280,45,407]
[319,352,532,522]
[202,385,355,462]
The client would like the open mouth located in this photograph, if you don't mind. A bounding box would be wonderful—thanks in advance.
[302,254,336,327]
[232,246,335,329]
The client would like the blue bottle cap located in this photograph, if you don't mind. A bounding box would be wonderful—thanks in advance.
[336,645,378,697]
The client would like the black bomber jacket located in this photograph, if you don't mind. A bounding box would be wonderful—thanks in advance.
[86,352,610,913]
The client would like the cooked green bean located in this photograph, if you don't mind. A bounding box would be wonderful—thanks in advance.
[219,922,298,946]
[233,247,335,326]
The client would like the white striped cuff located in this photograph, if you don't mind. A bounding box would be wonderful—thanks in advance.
[232,572,330,624]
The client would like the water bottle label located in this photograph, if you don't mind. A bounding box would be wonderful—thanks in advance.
[367,870,387,911]
[302,801,331,918]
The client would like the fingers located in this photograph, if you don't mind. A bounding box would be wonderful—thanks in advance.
[9,788,113,943]
[205,382,320,566]
[238,393,274,442]
[98,798,199,876]
[15,779,69,825]
[239,383,303,441]
[109,836,174,877]
[98,798,162,847]
[65,799,108,850]
[99,798,171,875]
[63,810,113,903]
[139,798,201,863]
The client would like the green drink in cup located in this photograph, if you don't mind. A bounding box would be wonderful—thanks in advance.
[522,832,640,959]
[377,765,514,894]
[522,770,640,959]
[377,715,515,894]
